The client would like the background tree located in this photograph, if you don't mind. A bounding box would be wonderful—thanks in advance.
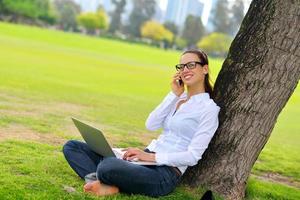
[175,37,187,50]
[96,9,108,32]
[197,32,232,57]
[53,0,81,31]
[77,12,97,34]
[211,0,231,35]
[164,21,178,48]
[163,21,178,36]
[182,0,300,199]
[0,0,8,16]
[230,0,245,36]
[126,0,156,38]
[140,20,173,46]
[77,10,108,35]
[108,0,126,34]
[0,0,55,24]
[182,15,205,48]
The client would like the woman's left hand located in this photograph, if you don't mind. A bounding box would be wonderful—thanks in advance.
[122,148,156,162]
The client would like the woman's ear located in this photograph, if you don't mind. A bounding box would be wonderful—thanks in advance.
[203,65,209,75]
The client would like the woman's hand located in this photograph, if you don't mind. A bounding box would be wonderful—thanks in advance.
[171,72,184,97]
[122,148,156,162]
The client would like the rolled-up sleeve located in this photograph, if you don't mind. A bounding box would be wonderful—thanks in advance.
[155,106,220,167]
[145,91,179,131]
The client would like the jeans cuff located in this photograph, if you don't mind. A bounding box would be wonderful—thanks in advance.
[84,172,97,183]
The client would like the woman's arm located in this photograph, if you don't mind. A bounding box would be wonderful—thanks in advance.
[145,72,184,131]
[145,91,179,131]
[155,106,220,167]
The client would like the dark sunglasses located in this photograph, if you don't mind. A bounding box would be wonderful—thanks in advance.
[175,61,204,71]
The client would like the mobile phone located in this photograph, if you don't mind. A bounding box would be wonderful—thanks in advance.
[178,78,183,86]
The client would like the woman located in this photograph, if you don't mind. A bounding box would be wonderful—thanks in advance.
[63,49,220,197]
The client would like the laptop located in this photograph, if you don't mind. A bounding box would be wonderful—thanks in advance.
[71,117,157,165]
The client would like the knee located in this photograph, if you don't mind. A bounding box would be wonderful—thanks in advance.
[97,157,122,182]
[62,140,78,155]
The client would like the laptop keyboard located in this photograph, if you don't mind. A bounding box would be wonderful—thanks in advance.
[112,148,124,159]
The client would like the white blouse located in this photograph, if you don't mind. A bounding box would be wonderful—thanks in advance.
[145,91,220,174]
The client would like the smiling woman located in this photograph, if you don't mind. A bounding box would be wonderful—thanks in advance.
[174,49,213,98]
[62,49,220,197]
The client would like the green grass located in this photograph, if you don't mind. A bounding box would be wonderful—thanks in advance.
[251,96,300,182]
[0,140,199,200]
[0,22,299,199]
[246,177,300,200]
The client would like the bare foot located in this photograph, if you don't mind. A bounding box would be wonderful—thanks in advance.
[83,180,119,196]
[83,182,93,191]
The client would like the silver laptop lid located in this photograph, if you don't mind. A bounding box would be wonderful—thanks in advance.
[71,117,115,157]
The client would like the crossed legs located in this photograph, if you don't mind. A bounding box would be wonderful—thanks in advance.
[63,140,179,197]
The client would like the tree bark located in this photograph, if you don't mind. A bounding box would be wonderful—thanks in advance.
[182,0,300,199]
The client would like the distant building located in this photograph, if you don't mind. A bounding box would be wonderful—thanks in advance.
[206,0,218,32]
[165,0,204,28]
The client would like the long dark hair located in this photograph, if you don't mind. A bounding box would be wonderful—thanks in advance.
[182,49,214,98]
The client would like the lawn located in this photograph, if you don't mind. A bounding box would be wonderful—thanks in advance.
[0,22,299,199]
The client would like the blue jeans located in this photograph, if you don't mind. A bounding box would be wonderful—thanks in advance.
[62,140,181,197]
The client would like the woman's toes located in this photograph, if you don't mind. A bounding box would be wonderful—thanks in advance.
[83,180,119,196]
[83,182,94,191]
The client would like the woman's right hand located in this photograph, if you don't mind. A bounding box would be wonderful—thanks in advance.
[171,72,184,97]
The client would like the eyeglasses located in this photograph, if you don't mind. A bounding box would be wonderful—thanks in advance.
[175,61,204,71]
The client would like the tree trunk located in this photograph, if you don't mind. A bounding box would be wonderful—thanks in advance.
[182,0,300,199]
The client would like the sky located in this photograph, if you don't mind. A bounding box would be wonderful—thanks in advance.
[158,0,251,25]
